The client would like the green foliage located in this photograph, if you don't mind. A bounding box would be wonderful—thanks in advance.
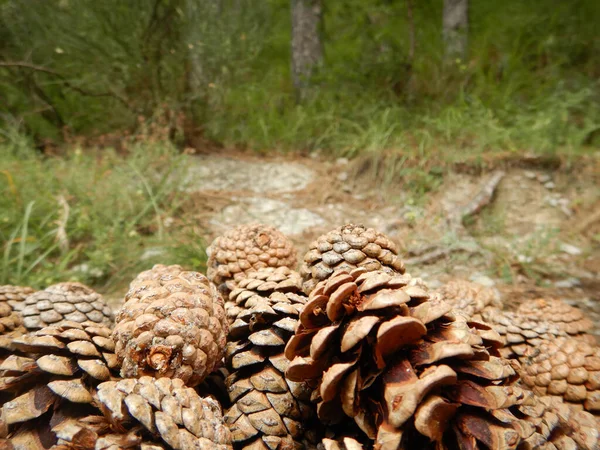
[0,136,207,290]
[0,0,270,138]
[0,0,599,157]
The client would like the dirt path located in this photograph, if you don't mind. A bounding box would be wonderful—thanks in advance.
[120,152,600,332]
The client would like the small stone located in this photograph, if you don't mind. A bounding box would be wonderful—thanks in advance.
[517,255,533,263]
[559,243,582,256]
[544,181,556,190]
[524,171,536,179]
[141,247,168,261]
[468,273,496,287]
[554,278,581,289]
[537,174,551,183]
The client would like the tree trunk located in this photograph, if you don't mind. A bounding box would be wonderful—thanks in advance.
[290,0,323,101]
[185,0,206,96]
[443,0,468,60]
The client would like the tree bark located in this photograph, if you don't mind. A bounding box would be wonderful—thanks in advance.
[290,0,323,101]
[185,0,206,97]
[443,0,468,60]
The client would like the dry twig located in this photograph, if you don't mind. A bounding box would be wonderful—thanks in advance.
[0,61,130,108]
[574,205,600,234]
[405,171,505,267]
[449,170,506,231]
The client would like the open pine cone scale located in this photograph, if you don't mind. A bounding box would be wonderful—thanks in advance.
[284,268,542,449]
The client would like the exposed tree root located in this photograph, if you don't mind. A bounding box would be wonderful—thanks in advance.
[406,171,505,266]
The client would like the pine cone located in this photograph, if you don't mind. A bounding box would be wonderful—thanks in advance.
[316,398,600,450]
[321,437,364,450]
[113,264,228,387]
[3,376,233,449]
[207,224,298,292]
[0,285,35,312]
[520,336,600,413]
[516,395,600,450]
[565,407,600,449]
[0,286,34,358]
[516,298,594,338]
[224,266,303,324]
[52,376,232,449]
[299,224,405,295]
[435,279,502,318]
[223,267,319,449]
[20,282,113,331]
[481,308,568,361]
[0,303,23,336]
[285,268,537,449]
[128,263,184,292]
[0,320,118,444]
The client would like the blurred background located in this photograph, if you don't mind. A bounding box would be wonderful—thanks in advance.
[0,0,598,309]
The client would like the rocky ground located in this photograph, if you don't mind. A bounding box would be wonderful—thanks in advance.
[113,151,600,333]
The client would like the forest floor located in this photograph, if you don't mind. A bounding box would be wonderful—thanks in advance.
[104,149,600,335]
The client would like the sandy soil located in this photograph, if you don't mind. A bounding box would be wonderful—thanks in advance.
[109,151,600,333]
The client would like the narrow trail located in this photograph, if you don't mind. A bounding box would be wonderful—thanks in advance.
[124,152,600,332]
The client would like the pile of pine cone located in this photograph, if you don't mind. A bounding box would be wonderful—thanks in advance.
[1,223,599,450]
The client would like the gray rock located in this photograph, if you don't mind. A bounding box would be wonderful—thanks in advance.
[559,243,582,256]
[337,172,348,182]
[469,273,496,287]
[181,155,315,194]
[71,263,104,279]
[537,173,552,183]
[211,197,325,236]
[554,277,581,288]
[141,247,168,261]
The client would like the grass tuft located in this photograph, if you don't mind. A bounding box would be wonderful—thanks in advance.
[0,138,207,292]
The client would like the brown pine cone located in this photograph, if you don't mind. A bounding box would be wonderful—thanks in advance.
[0,320,117,393]
[128,263,184,292]
[0,285,35,312]
[0,286,34,357]
[0,303,23,336]
[520,336,600,413]
[4,376,233,450]
[0,320,118,444]
[57,376,232,449]
[224,265,304,323]
[299,224,405,295]
[285,268,538,449]
[223,266,320,449]
[20,282,113,331]
[565,407,600,449]
[113,264,228,387]
[207,224,298,292]
[516,395,600,449]
[435,279,502,318]
[517,298,594,338]
[481,308,568,361]
[321,437,364,450]
[0,291,27,358]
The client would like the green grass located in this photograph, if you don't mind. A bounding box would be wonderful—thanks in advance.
[1,0,598,161]
[204,78,599,160]
[0,134,208,292]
